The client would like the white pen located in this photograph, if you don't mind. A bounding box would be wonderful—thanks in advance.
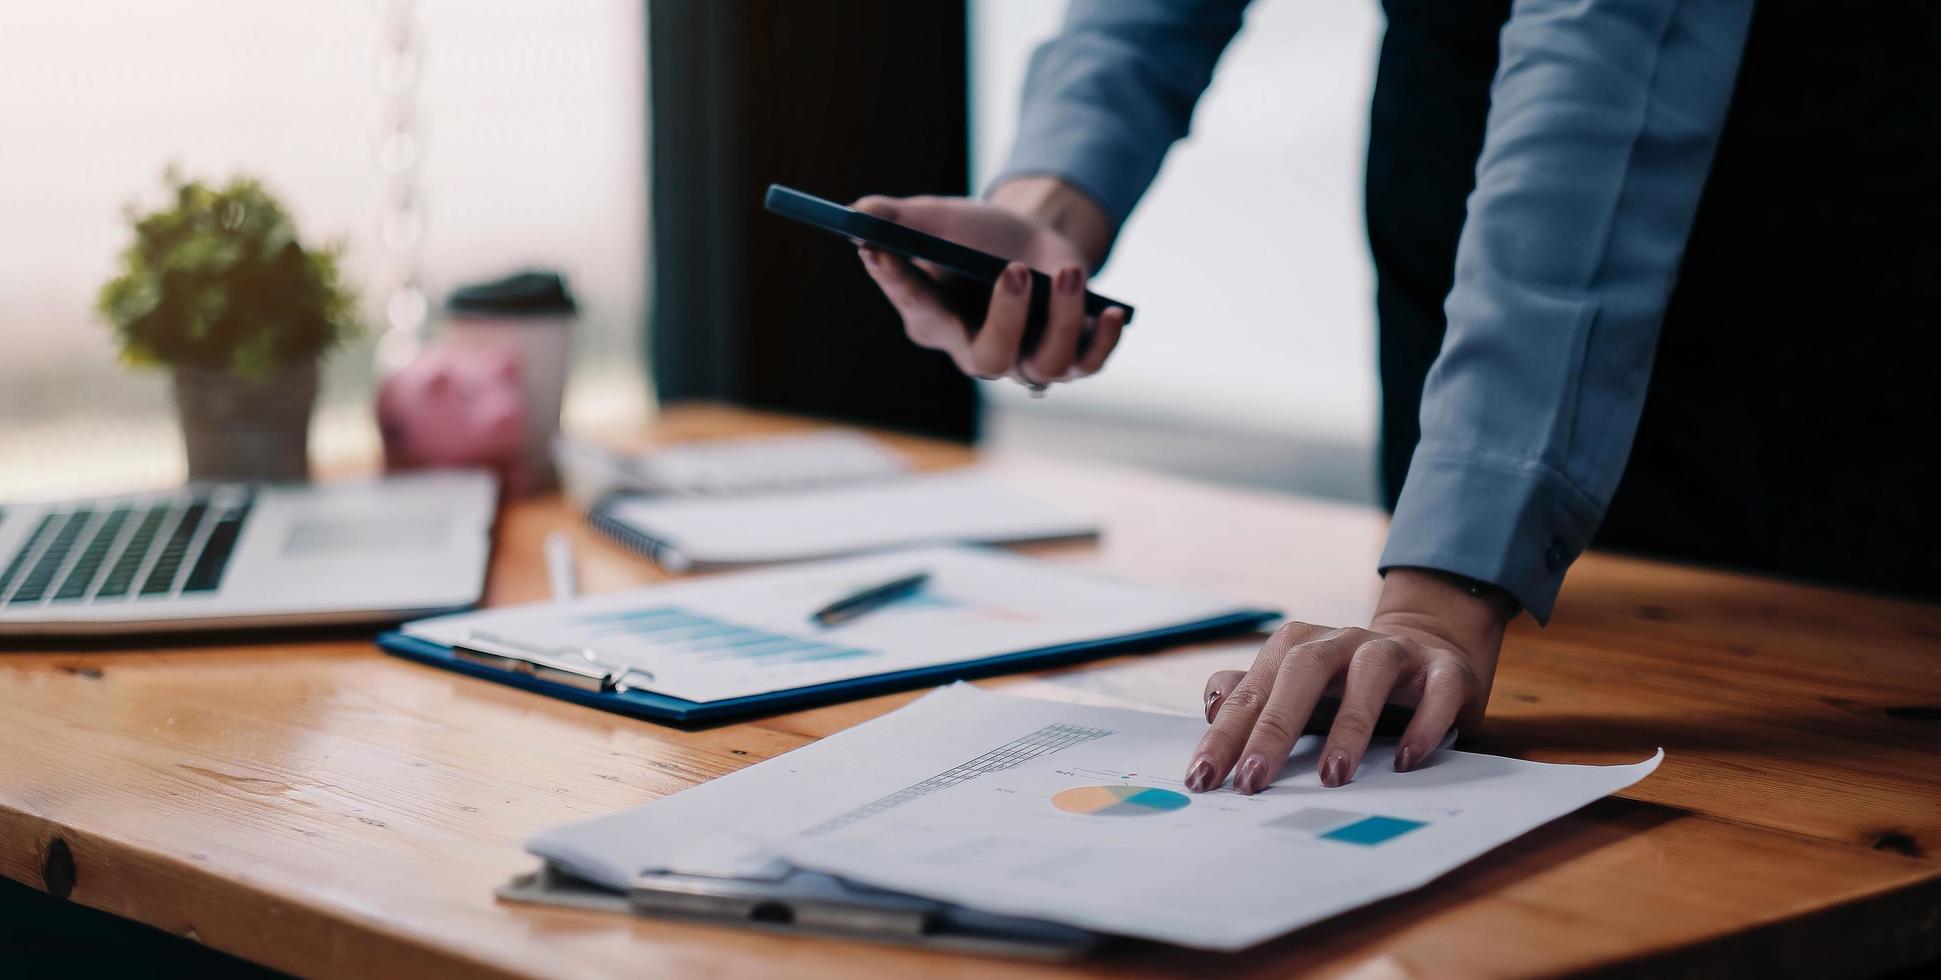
[544,532,580,601]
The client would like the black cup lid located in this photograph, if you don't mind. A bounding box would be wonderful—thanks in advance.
[445,270,577,318]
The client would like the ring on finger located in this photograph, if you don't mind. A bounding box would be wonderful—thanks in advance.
[1014,366,1052,398]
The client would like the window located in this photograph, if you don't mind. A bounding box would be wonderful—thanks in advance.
[971,0,1383,501]
[0,0,648,498]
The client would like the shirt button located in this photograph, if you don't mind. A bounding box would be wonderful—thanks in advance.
[1544,539,1567,574]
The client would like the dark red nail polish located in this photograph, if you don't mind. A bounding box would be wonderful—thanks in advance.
[1396,745,1417,773]
[1058,268,1081,295]
[1322,751,1350,787]
[1004,265,1028,294]
[1237,756,1265,795]
[1186,758,1215,792]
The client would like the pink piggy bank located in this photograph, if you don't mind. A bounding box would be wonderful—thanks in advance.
[378,343,531,495]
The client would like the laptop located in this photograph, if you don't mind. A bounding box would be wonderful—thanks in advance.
[0,471,497,636]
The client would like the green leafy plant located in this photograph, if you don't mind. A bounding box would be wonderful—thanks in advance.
[97,169,357,379]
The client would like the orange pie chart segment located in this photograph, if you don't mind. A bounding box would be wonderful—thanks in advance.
[1052,785,1191,816]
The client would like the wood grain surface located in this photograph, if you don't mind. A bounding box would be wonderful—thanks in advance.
[2,403,1937,978]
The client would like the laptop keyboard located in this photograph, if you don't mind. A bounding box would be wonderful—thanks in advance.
[0,488,254,607]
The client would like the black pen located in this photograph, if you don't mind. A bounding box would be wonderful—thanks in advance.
[811,571,931,628]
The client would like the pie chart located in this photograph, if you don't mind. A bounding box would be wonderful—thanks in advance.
[1052,785,1191,817]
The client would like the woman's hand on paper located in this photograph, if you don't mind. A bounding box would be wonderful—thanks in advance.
[1187,569,1515,794]
[851,177,1125,389]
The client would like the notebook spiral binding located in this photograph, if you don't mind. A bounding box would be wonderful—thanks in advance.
[587,494,693,572]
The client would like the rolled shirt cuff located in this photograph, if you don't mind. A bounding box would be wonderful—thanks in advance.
[1378,444,1605,624]
[990,110,1167,237]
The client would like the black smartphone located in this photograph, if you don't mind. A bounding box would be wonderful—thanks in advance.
[763,184,1134,353]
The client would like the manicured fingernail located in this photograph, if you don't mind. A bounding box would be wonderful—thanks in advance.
[1003,264,1028,294]
[1204,689,1222,723]
[1236,756,1266,795]
[1185,757,1216,792]
[1395,745,1417,773]
[1321,751,1351,787]
[1057,267,1081,295]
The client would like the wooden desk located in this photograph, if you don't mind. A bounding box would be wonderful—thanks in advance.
[3,404,1937,978]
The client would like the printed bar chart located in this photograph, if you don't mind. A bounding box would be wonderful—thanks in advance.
[578,605,872,665]
[1269,806,1427,846]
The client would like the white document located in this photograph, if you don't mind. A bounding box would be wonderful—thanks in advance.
[525,685,1661,950]
[593,469,1097,569]
[404,547,1257,704]
[1000,642,1268,716]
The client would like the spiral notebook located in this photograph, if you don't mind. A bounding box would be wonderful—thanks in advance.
[587,470,1099,572]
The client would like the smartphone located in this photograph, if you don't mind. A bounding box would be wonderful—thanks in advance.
[763,184,1134,354]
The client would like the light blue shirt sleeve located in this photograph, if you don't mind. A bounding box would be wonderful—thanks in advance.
[1378,0,1754,621]
[993,0,1252,231]
[1000,0,1754,623]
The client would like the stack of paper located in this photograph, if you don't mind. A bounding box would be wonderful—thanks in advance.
[588,470,1098,571]
[554,431,909,508]
[525,684,1661,950]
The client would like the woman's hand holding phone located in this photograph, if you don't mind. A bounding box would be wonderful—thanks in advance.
[852,178,1126,388]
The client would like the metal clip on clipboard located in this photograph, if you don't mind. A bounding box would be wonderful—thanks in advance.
[497,863,1101,959]
[452,631,657,694]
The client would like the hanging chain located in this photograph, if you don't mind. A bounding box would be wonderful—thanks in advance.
[374,0,427,372]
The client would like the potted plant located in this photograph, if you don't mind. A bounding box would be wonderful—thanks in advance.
[97,170,357,482]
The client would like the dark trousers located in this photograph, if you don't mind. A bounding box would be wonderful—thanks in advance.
[1366,0,1941,600]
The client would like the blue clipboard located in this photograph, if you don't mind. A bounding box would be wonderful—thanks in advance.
[377,609,1276,726]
